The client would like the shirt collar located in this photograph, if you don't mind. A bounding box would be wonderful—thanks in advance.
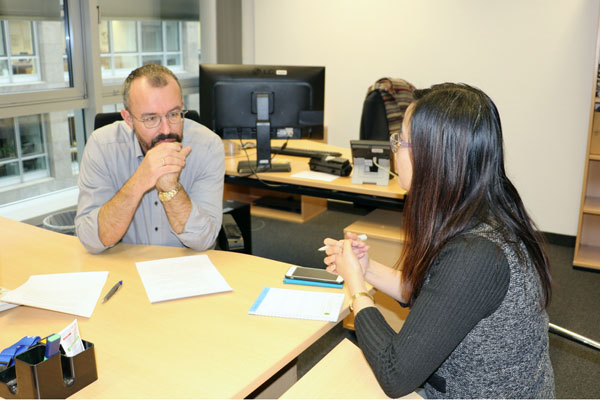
[121,121,145,159]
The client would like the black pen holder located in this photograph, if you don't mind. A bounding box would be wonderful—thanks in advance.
[0,340,97,399]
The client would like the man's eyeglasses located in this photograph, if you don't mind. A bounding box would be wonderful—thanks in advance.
[389,131,411,153]
[129,110,188,129]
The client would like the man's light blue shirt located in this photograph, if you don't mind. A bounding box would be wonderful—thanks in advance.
[75,119,224,253]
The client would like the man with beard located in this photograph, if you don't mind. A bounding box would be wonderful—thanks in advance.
[75,64,224,254]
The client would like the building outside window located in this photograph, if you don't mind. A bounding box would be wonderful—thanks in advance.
[99,20,184,79]
[0,114,48,187]
[0,20,41,84]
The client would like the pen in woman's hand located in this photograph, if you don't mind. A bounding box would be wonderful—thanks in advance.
[102,280,123,303]
[318,234,367,251]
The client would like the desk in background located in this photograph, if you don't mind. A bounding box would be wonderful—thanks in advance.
[0,217,351,398]
[224,139,406,223]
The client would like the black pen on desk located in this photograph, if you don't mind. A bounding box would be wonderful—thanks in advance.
[102,280,122,303]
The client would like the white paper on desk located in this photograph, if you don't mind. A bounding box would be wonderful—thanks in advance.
[291,170,339,182]
[136,254,232,303]
[248,287,344,322]
[0,271,108,318]
[0,287,19,313]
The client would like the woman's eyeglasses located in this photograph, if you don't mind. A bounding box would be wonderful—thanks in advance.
[389,131,411,153]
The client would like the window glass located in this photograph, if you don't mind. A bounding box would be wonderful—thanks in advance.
[22,157,47,178]
[99,20,109,53]
[100,56,111,71]
[11,57,36,77]
[6,21,38,80]
[184,93,199,115]
[100,18,199,84]
[8,21,34,55]
[0,0,72,92]
[142,55,162,66]
[112,21,137,53]
[114,55,137,70]
[141,21,162,52]
[0,60,8,78]
[165,21,179,52]
[0,27,5,56]
[0,110,82,197]
[0,161,18,182]
[102,104,121,113]
[19,115,44,155]
[166,54,181,67]
[0,113,47,187]
[0,118,17,160]
[197,23,201,63]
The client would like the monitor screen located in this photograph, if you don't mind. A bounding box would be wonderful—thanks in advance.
[199,64,325,171]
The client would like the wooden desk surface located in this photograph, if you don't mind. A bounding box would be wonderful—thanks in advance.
[0,217,349,398]
[281,338,421,399]
[225,139,406,200]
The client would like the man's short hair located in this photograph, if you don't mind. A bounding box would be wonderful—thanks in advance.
[122,64,182,110]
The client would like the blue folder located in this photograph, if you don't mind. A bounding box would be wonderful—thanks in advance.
[283,277,343,289]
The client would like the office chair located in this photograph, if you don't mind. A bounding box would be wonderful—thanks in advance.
[359,77,415,141]
[92,110,250,253]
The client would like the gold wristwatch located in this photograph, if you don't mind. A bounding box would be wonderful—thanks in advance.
[349,291,375,312]
[158,182,182,202]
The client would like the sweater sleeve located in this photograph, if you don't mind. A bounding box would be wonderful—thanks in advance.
[353,235,510,398]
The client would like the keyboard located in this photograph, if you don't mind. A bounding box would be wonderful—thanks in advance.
[271,146,342,158]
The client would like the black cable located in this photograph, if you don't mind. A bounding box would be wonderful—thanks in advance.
[234,136,291,189]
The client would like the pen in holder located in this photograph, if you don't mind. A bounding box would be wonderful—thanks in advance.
[0,340,97,399]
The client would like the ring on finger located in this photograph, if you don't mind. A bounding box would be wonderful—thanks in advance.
[162,158,166,166]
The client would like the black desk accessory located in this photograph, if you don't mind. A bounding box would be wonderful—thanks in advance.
[222,213,244,251]
[309,156,352,176]
[237,160,291,174]
[271,146,342,158]
[350,140,391,186]
[0,340,97,399]
[218,200,252,254]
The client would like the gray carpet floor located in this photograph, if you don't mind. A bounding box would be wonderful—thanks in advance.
[250,201,600,399]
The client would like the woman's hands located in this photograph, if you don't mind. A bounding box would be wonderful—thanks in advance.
[324,232,375,313]
[323,232,370,281]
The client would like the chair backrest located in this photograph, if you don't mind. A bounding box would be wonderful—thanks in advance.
[359,91,389,141]
[359,78,415,141]
[94,110,201,130]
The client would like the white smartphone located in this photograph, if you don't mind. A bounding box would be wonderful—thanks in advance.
[285,266,344,284]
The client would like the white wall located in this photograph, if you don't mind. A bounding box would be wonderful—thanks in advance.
[250,0,600,237]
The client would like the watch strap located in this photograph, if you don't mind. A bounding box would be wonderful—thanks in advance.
[349,291,374,312]
[158,182,182,202]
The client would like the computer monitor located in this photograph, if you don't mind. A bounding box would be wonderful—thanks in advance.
[199,63,325,172]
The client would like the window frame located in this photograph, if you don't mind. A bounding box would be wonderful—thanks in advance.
[0,0,87,113]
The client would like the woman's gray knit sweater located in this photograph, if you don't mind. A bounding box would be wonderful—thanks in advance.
[354,225,555,398]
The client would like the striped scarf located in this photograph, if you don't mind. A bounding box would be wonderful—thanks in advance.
[366,78,415,135]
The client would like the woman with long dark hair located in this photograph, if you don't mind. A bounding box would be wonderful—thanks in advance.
[324,83,555,398]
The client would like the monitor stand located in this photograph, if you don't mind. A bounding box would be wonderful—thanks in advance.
[237,93,292,174]
[237,160,291,174]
